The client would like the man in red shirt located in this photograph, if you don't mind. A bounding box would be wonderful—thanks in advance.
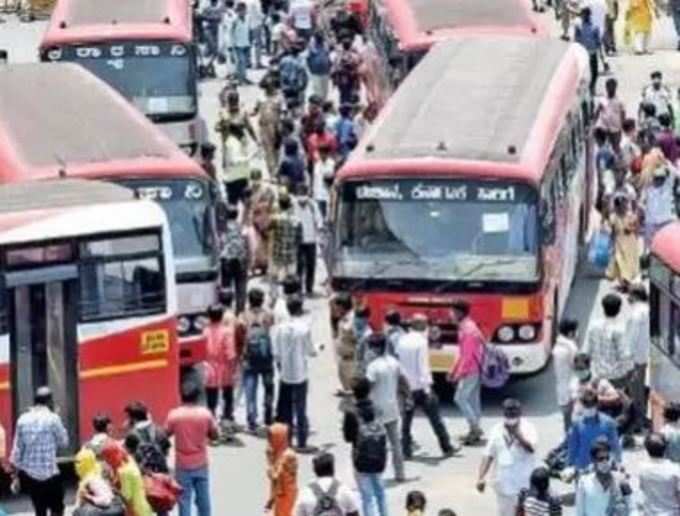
[165,382,219,516]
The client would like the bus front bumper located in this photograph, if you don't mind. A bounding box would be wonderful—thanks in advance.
[430,342,550,377]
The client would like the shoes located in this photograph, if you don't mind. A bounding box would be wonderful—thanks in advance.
[295,445,318,455]
[461,428,484,446]
[442,444,462,458]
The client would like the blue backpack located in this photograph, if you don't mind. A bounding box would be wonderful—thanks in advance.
[307,46,331,75]
[479,345,510,389]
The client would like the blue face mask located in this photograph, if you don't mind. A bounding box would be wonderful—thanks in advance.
[354,318,368,335]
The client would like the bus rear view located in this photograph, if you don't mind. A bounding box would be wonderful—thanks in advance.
[39,0,202,154]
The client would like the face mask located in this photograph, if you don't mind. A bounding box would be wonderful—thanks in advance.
[504,417,520,427]
[653,80,662,89]
[582,407,597,418]
[596,459,612,474]
[576,369,590,381]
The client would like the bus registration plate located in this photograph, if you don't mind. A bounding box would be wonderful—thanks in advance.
[141,330,170,355]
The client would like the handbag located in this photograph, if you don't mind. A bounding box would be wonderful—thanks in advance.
[588,230,612,269]
[144,472,183,513]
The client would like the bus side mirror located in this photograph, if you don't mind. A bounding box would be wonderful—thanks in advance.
[0,50,7,65]
[540,200,555,245]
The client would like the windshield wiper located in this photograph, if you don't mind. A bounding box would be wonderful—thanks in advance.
[455,258,518,279]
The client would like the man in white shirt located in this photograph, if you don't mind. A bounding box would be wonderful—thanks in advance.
[397,314,457,459]
[553,319,579,433]
[273,294,317,451]
[477,399,538,516]
[366,333,406,482]
[294,185,323,297]
[626,285,651,433]
[295,452,360,516]
[575,439,631,516]
[638,433,680,515]
[289,0,314,40]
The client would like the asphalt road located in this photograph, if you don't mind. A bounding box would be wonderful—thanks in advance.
[1,8,680,515]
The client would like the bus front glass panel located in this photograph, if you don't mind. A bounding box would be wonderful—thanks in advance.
[119,179,216,263]
[46,42,196,121]
[335,178,539,283]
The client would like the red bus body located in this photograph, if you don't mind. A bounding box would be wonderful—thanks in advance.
[0,63,217,367]
[362,0,547,110]
[38,0,202,153]
[332,36,592,375]
[0,180,179,453]
[649,223,680,429]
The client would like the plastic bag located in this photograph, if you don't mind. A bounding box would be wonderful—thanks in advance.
[588,230,612,269]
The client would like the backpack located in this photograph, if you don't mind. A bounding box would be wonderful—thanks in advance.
[333,52,359,87]
[222,224,247,263]
[244,320,274,372]
[132,425,168,474]
[307,46,331,75]
[479,345,510,389]
[352,416,387,474]
[309,480,343,516]
[280,57,307,93]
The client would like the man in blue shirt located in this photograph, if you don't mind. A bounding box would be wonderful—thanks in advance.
[568,388,621,473]
[574,7,601,96]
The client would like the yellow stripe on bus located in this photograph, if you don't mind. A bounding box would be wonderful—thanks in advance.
[0,359,168,391]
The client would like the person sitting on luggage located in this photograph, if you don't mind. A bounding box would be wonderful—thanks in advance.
[74,448,121,515]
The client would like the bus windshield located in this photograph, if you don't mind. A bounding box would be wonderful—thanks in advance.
[335,178,539,283]
[119,179,216,261]
[48,42,196,120]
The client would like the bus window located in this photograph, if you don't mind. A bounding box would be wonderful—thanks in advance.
[0,282,6,335]
[79,234,165,321]
[668,302,680,363]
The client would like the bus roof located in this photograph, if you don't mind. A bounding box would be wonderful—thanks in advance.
[0,180,167,245]
[0,63,206,183]
[652,222,680,274]
[41,0,192,48]
[380,0,544,51]
[339,36,587,186]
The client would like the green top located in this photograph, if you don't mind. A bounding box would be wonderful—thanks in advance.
[119,461,153,516]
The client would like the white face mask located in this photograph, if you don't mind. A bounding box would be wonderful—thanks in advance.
[582,407,597,418]
[504,417,520,427]
[596,459,612,474]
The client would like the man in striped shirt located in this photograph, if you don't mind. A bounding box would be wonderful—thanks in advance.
[516,466,563,515]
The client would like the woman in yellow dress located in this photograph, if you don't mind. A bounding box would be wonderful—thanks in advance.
[626,0,656,54]
[606,194,640,290]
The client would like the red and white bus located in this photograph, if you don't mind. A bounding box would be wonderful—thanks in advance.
[649,222,680,429]
[39,0,203,154]
[362,0,546,108]
[0,63,217,368]
[0,179,178,453]
[331,36,592,376]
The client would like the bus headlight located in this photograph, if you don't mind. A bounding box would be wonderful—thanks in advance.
[518,324,537,341]
[177,316,191,334]
[193,315,209,331]
[496,325,515,343]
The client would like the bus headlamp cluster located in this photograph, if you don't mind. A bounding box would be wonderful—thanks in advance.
[495,324,540,343]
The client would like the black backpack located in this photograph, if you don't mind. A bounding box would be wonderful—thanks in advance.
[352,416,387,474]
[244,320,274,373]
[132,425,168,474]
[309,480,343,516]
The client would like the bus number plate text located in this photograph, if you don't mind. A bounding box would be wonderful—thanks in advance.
[141,330,169,354]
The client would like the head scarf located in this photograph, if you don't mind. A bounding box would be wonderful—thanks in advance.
[75,447,101,481]
[101,441,129,471]
[267,423,290,463]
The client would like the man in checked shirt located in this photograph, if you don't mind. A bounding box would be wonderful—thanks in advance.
[10,386,68,516]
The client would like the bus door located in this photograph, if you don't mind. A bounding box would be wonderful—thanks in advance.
[5,262,79,453]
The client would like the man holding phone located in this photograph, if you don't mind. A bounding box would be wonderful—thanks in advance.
[476,399,538,516]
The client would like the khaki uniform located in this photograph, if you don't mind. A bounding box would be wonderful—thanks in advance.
[335,313,357,391]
